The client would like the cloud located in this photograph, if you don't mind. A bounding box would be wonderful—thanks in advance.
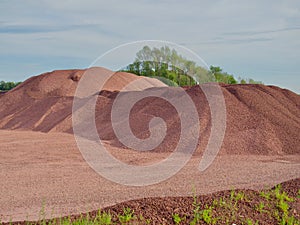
[223,27,300,36]
[0,22,125,39]
[0,24,76,34]
[181,37,273,46]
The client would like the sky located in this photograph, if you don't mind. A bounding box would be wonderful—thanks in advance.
[0,0,299,93]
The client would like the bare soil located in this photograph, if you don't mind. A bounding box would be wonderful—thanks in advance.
[0,130,299,222]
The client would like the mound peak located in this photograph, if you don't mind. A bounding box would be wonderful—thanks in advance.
[5,67,166,99]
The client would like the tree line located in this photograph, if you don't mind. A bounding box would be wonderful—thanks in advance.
[0,81,22,91]
[121,45,263,86]
[210,66,263,85]
[121,46,213,86]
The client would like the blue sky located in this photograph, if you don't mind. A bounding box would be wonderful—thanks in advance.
[0,0,299,93]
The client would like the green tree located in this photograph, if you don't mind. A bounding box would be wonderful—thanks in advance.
[123,46,262,86]
[210,66,222,74]
[0,81,21,91]
[123,45,213,86]
[248,78,263,84]
[210,66,262,85]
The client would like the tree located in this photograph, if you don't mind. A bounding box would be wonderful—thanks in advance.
[0,81,21,91]
[210,66,222,74]
[210,66,263,85]
[123,45,213,86]
[123,46,262,86]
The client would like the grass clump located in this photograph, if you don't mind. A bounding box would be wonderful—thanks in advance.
[117,208,136,224]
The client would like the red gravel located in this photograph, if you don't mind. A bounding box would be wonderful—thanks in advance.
[0,69,299,155]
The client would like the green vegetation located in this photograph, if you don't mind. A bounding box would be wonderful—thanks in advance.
[210,66,263,85]
[121,45,263,87]
[120,45,214,86]
[117,208,136,224]
[7,185,298,225]
[0,81,22,91]
[172,213,185,224]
